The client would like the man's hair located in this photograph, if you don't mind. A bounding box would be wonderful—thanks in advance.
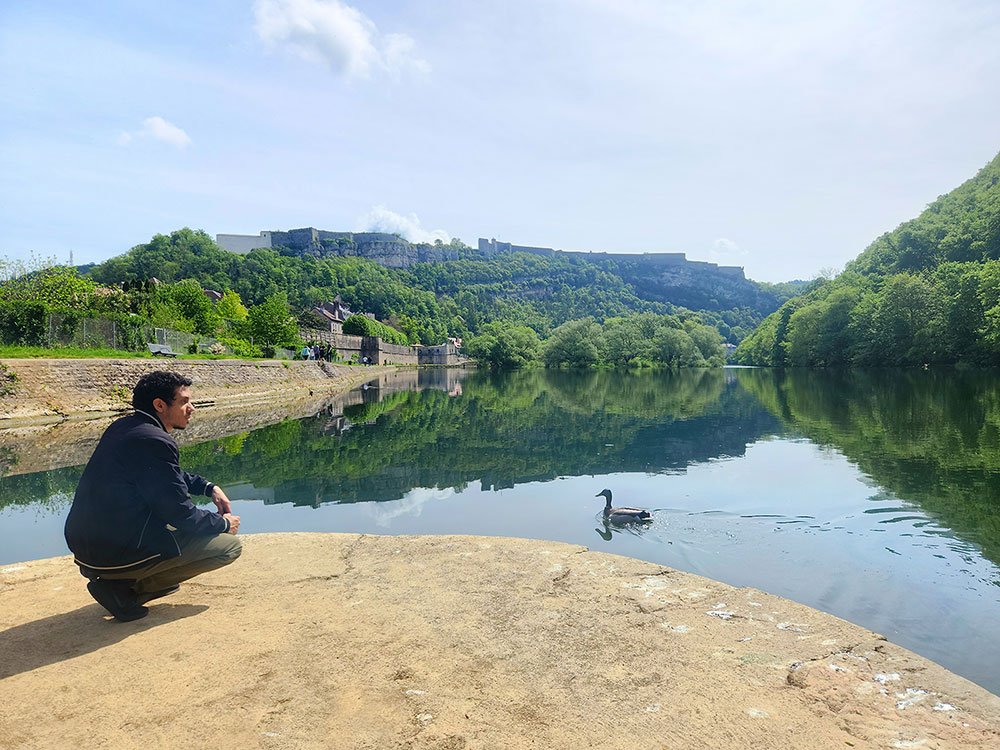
[132,371,192,413]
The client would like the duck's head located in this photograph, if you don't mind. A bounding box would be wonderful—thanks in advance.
[596,489,612,502]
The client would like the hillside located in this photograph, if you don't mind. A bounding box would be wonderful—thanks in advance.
[86,230,794,345]
[735,150,1000,366]
[224,229,784,316]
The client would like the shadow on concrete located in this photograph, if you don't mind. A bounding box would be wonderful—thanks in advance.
[0,602,208,680]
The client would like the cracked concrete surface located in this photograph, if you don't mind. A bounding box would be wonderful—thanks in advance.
[1,533,998,749]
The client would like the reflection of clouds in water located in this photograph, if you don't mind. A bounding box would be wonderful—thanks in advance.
[368,487,454,527]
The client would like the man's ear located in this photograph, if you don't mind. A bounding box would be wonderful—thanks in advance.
[151,397,167,414]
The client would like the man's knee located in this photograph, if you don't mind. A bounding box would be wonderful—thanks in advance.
[217,534,242,564]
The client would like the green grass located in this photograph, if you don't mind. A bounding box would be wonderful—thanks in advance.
[0,345,153,359]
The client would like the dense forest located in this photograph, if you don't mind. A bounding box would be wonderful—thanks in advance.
[735,150,1000,366]
[0,234,754,366]
[76,229,789,347]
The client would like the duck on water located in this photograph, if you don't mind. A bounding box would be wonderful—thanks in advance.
[596,489,653,524]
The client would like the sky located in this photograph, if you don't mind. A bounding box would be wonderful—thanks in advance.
[1,0,999,282]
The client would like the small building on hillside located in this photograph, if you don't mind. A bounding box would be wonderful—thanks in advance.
[307,295,355,334]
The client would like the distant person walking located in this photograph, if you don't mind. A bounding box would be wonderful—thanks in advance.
[64,371,242,621]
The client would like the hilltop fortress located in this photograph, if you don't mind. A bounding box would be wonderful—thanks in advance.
[217,228,743,277]
[216,228,774,312]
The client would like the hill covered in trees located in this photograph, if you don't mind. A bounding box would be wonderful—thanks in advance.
[84,229,795,347]
[735,150,1000,366]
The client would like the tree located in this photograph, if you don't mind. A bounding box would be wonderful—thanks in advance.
[169,279,219,335]
[246,292,299,352]
[216,289,249,325]
[652,328,704,368]
[543,318,601,368]
[466,322,540,369]
[685,322,726,363]
[601,316,652,367]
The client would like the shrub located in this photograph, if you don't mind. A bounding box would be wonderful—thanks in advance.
[217,336,262,358]
[0,363,18,396]
[0,301,47,346]
[342,314,409,345]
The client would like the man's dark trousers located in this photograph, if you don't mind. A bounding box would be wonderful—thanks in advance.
[96,531,242,593]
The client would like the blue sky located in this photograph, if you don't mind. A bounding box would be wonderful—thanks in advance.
[2,0,998,282]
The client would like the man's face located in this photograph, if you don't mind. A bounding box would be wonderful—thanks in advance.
[155,386,195,432]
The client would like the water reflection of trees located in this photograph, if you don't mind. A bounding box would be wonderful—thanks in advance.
[176,370,780,508]
[737,368,1000,566]
[7,365,1000,574]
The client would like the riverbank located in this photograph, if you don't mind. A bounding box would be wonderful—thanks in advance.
[0,357,392,426]
[0,533,997,749]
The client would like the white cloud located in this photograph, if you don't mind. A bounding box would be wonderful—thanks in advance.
[366,487,454,528]
[356,205,451,244]
[253,0,428,78]
[117,116,192,149]
[708,238,748,264]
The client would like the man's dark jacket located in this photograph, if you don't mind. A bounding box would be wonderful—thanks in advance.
[65,411,229,574]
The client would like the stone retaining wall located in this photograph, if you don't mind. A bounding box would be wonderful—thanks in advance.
[0,358,389,426]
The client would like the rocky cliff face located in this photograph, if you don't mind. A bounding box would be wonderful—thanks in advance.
[270,230,466,268]
[603,256,775,312]
[268,228,776,312]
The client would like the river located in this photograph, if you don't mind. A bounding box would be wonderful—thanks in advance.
[2,367,999,695]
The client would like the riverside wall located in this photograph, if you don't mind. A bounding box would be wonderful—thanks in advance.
[0,366,471,478]
[0,358,389,427]
[299,327,468,366]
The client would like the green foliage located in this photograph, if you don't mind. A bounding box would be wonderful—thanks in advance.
[652,327,704,368]
[216,289,249,323]
[0,301,47,345]
[0,265,102,311]
[216,336,263,358]
[169,279,219,335]
[114,314,146,351]
[737,150,1000,367]
[465,322,541,369]
[543,318,602,368]
[601,315,656,366]
[0,362,18,396]
[246,292,300,350]
[0,345,151,358]
[86,229,792,349]
[163,368,744,510]
[736,367,1000,567]
[849,152,1000,276]
[342,314,409,345]
[540,312,724,369]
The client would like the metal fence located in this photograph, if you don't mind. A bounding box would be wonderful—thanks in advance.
[44,315,296,358]
[46,314,131,350]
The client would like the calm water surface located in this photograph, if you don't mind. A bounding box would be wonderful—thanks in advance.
[2,368,999,695]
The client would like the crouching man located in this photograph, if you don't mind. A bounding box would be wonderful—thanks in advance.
[65,371,242,621]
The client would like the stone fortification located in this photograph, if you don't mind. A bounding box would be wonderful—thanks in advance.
[216,228,776,311]
[0,358,383,427]
[478,236,745,277]
[216,229,469,268]
[215,228,748,278]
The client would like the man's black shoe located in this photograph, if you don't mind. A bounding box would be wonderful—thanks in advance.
[87,579,148,622]
[136,584,180,606]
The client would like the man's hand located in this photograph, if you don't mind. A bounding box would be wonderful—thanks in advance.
[223,513,241,535]
[211,485,233,515]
